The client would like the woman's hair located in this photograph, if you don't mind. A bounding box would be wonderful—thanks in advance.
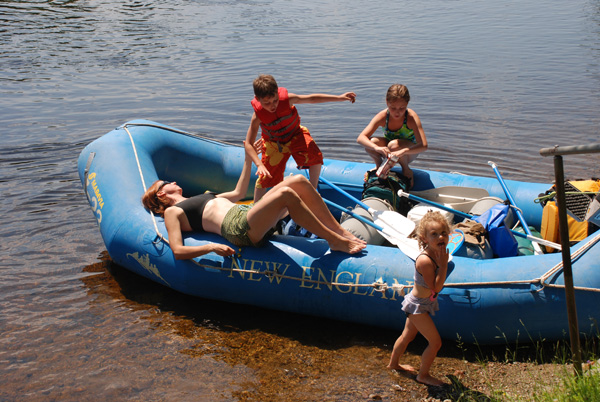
[386,84,410,103]
[253,74,278,99]
[141,180,171,215]
[416,210,451,249]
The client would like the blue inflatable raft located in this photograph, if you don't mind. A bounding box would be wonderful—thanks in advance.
[78,120,600,344]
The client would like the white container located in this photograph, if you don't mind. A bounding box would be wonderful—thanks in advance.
[376,155,399,179]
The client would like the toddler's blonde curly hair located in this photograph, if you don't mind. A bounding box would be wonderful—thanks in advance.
[416,210,450,249]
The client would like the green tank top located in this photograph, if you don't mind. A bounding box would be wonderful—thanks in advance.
[383,110,415,143]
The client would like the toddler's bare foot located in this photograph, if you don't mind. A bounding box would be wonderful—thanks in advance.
[387,364,416,372]
[416,373,446,386]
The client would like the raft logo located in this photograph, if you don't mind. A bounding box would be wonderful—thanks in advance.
[127,252,170,286]
[229,257,405,301]
[86,172,104,224]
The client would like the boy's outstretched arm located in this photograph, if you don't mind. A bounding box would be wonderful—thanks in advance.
[289,92,356,105]
[244,113,272,180]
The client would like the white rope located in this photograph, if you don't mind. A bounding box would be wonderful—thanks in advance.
[537,232,600,292]
[119,124,600,294]
[442,232,600,293]
[122,125,168,245]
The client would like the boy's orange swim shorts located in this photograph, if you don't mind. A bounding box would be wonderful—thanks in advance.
[256,126,323,189]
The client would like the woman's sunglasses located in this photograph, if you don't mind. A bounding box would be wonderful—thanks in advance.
[155,181,171,199]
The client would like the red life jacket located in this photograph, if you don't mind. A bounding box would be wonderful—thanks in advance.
[251,87,302,143]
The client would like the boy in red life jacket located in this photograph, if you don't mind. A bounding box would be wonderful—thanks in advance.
[244,74,356,201]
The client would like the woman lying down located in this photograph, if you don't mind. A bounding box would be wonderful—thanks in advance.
[142,151,366,259]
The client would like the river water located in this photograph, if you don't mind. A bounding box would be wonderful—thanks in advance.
[1,0,599,400]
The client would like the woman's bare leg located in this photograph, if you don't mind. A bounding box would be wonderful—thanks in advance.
[274,176,365,242]
[246,183,365,254]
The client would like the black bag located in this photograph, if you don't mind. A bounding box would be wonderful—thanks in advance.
[361,170,414,215]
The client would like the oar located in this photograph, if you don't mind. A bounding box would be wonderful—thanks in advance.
[412,186,490,203]
[324,198,464,260]
[412,186,492,213]
[322,198,420,260]
[319,176,415,238]
[398,190,562,251]
[488,161,543,255]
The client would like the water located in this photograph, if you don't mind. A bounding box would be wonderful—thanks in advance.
[1,0,599,400]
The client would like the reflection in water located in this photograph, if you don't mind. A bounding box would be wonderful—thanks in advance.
[82,253,393,400]
[78,253,404,401]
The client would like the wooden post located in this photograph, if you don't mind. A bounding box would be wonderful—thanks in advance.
[552,155,583,375]
[540,143,600,375]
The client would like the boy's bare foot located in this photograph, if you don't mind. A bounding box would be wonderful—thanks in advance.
[387,364,416,372]
[416,373,446,386]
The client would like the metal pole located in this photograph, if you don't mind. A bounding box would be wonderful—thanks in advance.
[540,143,600,157]
[553,155,583,375]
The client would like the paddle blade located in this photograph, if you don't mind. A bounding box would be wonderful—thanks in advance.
[370,209,415,237]
[377,229,420,260]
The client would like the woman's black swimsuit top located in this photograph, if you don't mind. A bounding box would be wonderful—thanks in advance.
[175,193,217,232]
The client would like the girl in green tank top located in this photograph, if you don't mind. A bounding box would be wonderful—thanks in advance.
[356,84,428,188]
